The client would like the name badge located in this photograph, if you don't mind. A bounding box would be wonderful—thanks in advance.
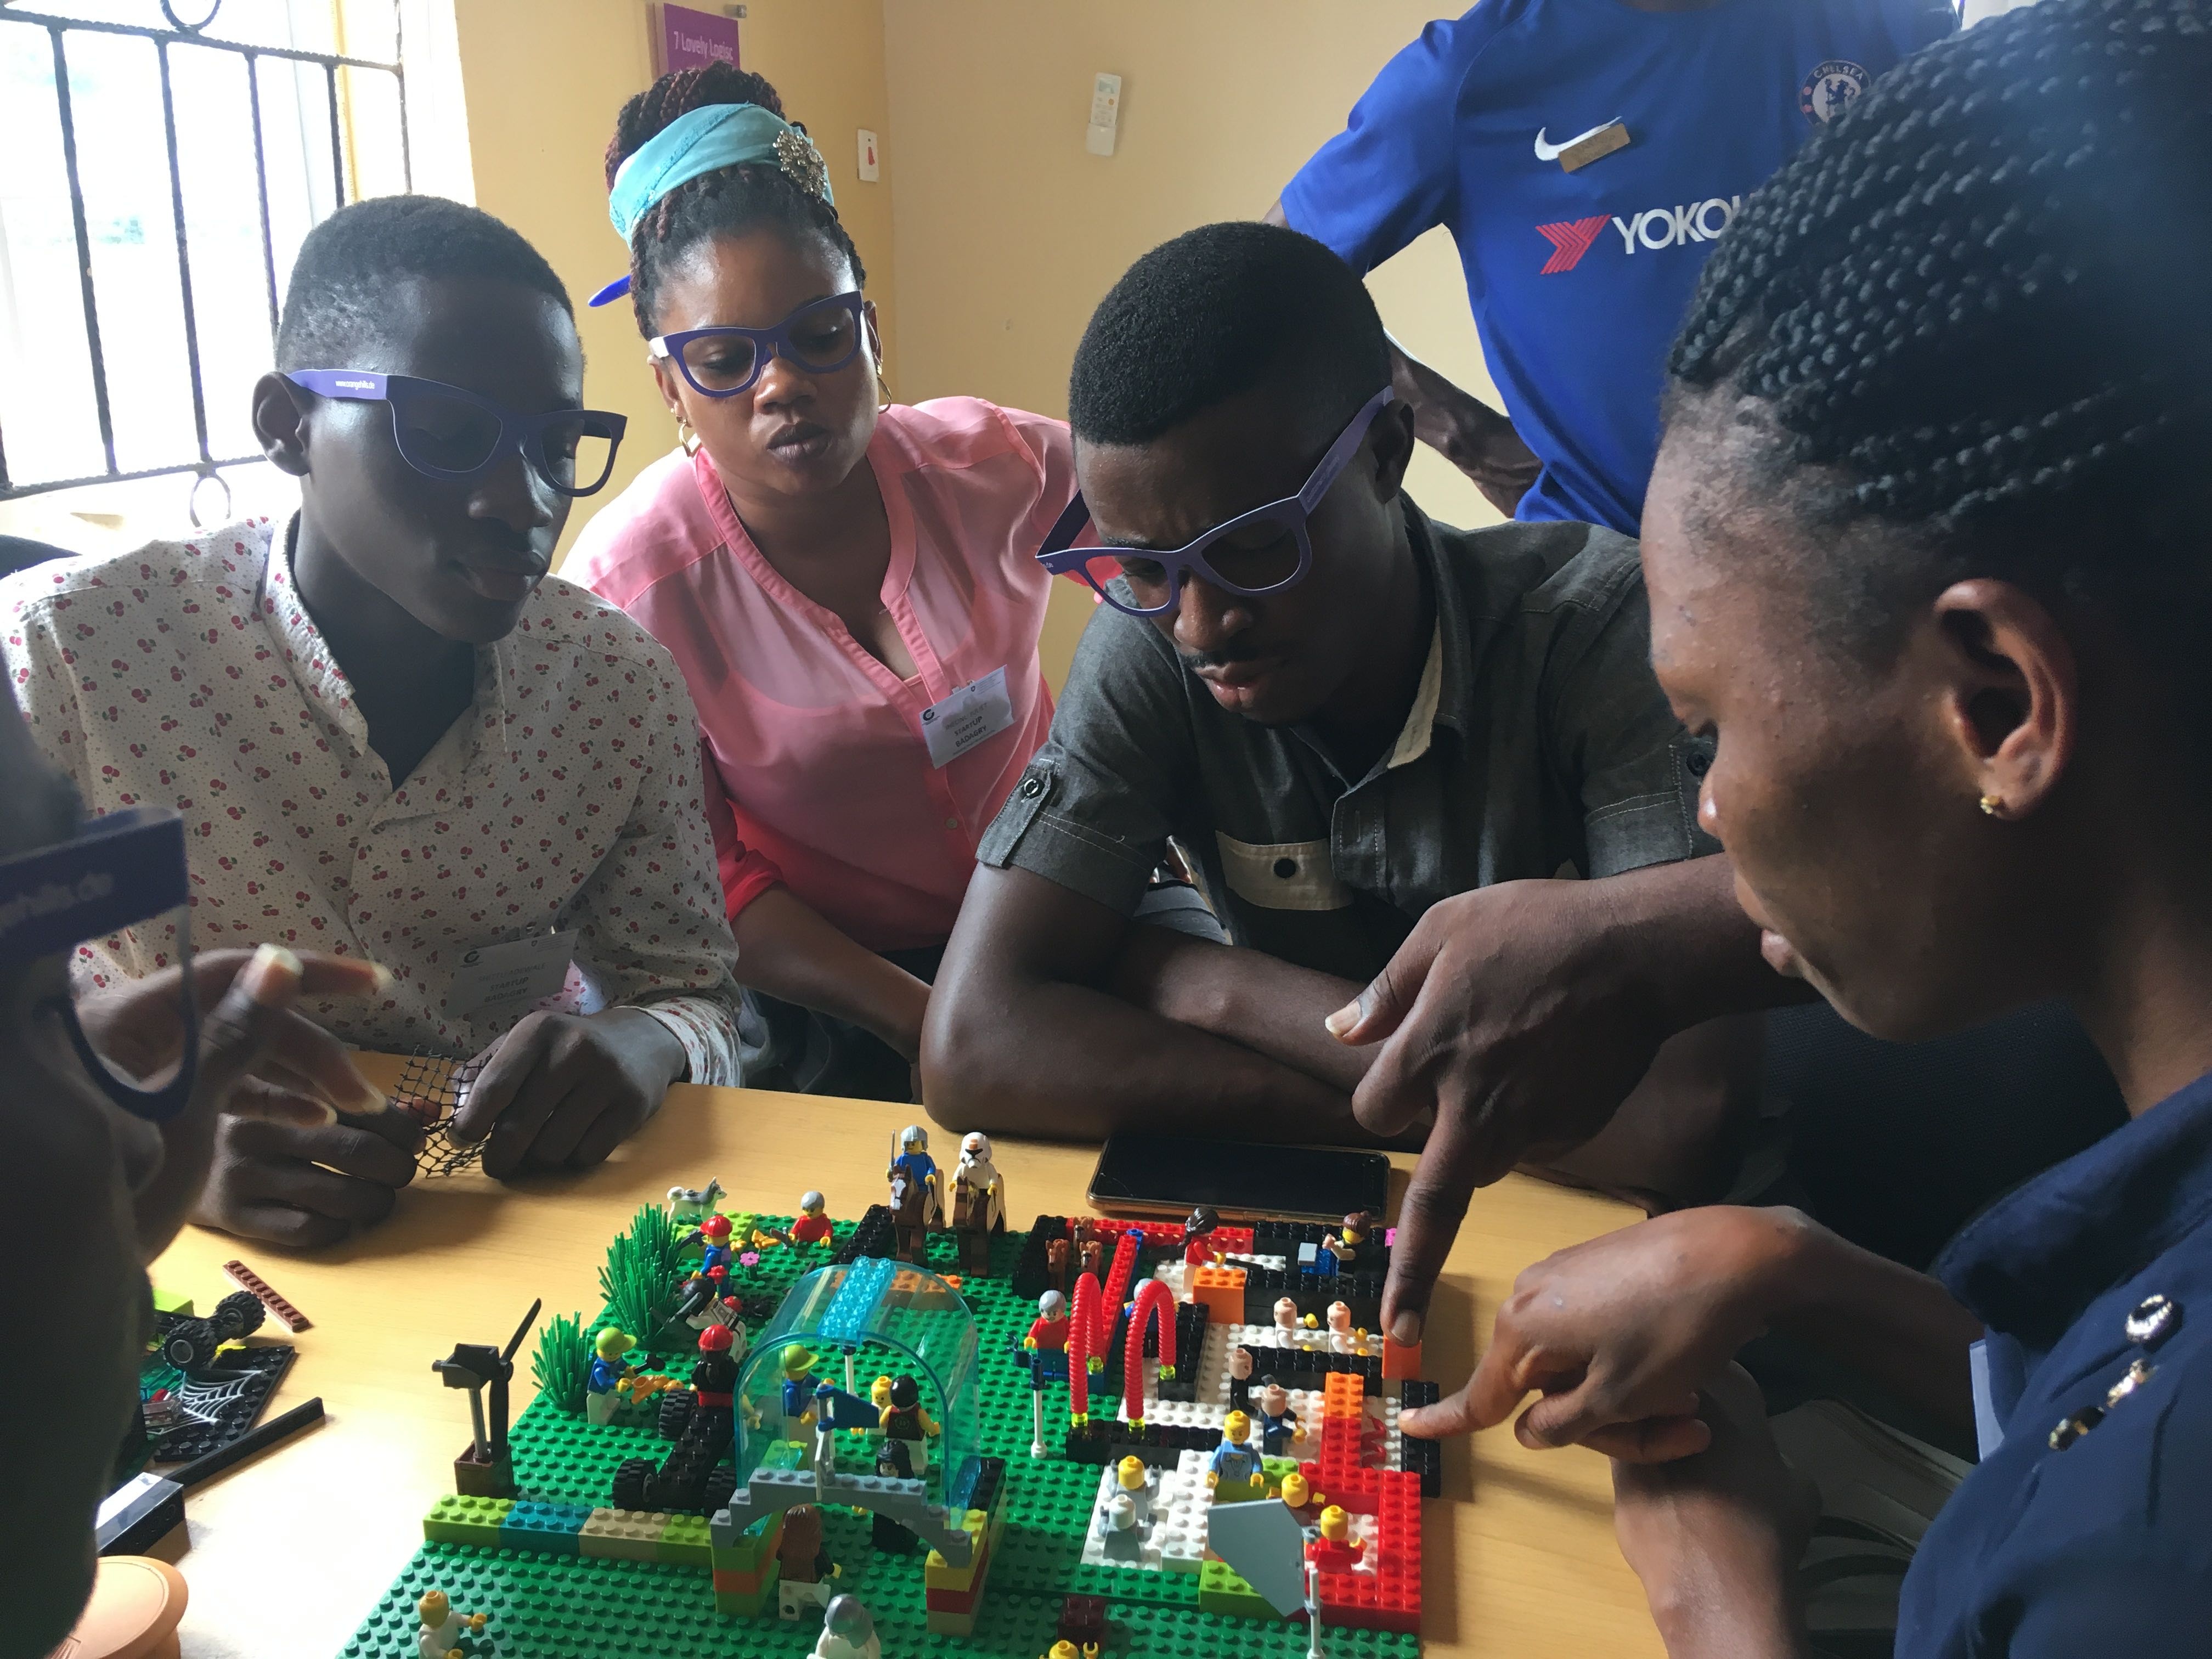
[446,928,577,1023]
[918,666,1015,769]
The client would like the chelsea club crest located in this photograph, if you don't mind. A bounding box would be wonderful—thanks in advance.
[1800,60,1871,124]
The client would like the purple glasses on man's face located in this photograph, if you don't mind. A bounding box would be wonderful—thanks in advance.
[649,292,868,399]
[1037,387,1396,618]
[285,370,629,496]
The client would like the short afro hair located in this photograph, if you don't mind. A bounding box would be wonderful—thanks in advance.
[274,195,572,369]
[1069,222,1390,447]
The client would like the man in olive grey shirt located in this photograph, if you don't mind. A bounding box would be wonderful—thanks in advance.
[925,226,1790,1335]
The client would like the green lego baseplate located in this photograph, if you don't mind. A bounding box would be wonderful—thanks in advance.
[345,1214,1427,1659]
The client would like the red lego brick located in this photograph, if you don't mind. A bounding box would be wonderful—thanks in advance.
[1057,1595,1106,1645]
[222,1258,310,1332]
[924,1582,981,1615]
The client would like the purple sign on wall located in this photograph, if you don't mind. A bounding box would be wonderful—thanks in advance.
[659,3,740,75]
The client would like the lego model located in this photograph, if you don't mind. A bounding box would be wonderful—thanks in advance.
[371,1201,1437,1659]
[415,1589,490,1659]
[432,1300,540,1499]
[1181,1205,1221,1266]
[790,1191,835,1247]
[1319,1211,1370,1274]
[888,1124,944,1226]
[157,1288,267,1374]
[222,1257,311,1333]
[583,1328,636,1426]
[674,1213,738,1321]
[668,1178,726,1222]
[812,1594,879,1659]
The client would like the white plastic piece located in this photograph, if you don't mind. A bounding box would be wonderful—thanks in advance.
[857,129,879,182]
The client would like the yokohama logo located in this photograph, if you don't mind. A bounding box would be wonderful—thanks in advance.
[1535,216,1609,274]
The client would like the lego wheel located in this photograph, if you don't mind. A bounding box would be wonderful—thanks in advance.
[701,1463,736,1517]
[210,1289,267,1342]
[611,1457,653,1513]
[160,1318,218,1372]
[657,1392,695,1442]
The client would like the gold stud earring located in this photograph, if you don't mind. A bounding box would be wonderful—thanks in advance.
[1979,793,2003,817]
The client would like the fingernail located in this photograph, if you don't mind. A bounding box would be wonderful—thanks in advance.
[1391,1311,1423,1346]
[337,1076,387,1114]
[241,943,303,1005]
[304,1098,339,1127]
[366,961,395,991]
[1324,1000,1359,1039]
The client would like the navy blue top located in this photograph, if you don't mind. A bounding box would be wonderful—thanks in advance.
[1280,0,1955,533]
[1900,1067,2212,1654]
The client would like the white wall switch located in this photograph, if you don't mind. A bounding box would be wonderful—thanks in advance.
[857,128,880,182]
[1086,71,1121,156]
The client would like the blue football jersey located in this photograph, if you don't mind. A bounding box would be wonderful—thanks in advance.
[1282,0,1958,534]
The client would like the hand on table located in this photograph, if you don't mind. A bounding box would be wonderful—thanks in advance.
[1611,1364,1815,1659]
[72,945,393,1254]
[1323,878,1677,1351]
[449,1005,687,1178]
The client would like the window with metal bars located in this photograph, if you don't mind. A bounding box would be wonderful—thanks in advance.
[0,0,438,517]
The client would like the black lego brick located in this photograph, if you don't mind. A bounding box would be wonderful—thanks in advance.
[1011,1214,1070,1300]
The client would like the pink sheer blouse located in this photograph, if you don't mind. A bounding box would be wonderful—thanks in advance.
[568,398,1075,953]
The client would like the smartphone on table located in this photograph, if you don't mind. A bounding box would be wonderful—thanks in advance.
[1086,1131,1389,1226]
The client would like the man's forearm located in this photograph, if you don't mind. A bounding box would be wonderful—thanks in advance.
[1600,856,1815,1034]
[1109,927,1370,1092]
[924,967,1361,1143]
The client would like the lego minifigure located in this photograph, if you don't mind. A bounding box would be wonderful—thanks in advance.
[1046,1234,1070,1294]
[1318,1210,1371,1274]
[1253,1375,1303,1457]
[789,1190,834,1247]
[888,1124,944,1226]
[584,1327,636,1426]
[779,1347,820,1440]
[1228,1344,1255,1413]
[690,1322,746,1438]
[1095,1489,1147,1561]
[1279,1468,1313,1511]
[415,1590,489,1659]
[1273,1296,1301,1335]
[1025,1290,1071,1378]
[1308,1504,1365,1572]
[1180,1204,1221,1266]
[1078,1234,1104,1281]
[776,1504,842,1619]
[871,1445,920,1550]
[1114,1454,1155,1526]
[951,1131,1006,1273]
[812,1593,881,1659]
[1206,1410,1267,1503]
[1326,1301,1359,1354]
[868,1373,894,1412]
[674,1212,737,1319]
[879,1374,939,1474]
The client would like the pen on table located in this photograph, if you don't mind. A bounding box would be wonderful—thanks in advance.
[169,1397,326,1490]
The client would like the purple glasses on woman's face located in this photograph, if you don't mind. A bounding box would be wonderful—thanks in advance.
[285,370,629,496]
[1036,387,1396,618]
[649,291,868,399]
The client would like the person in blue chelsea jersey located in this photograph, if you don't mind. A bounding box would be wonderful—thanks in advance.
[1404,4,2212,1652]
[1268,0,1956,534]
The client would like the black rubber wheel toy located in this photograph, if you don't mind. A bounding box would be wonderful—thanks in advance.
[657,1391,696,1442]
[611,1457,653,1513]
[209,1289,267,1342]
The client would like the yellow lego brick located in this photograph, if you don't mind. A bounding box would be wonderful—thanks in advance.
[923,1508,990,1591]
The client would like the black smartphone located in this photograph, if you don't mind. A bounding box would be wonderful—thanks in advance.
[1087,1132,1390,1226]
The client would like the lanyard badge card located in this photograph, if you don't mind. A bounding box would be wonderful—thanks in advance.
[0,807,199,1120]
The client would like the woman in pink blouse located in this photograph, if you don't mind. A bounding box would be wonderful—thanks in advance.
[569,65,1094,1098]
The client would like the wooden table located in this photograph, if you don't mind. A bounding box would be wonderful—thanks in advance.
[150,1057,1662,1659]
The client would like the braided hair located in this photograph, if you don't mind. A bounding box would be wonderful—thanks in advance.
[1666,0,2212,658]
[604,63,866,338]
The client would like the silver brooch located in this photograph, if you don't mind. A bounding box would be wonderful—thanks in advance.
[774,128,831,202]
[2125,1293,2180,1350]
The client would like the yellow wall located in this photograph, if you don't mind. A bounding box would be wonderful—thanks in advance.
[454,0,898,566]
[879,2,1503,686]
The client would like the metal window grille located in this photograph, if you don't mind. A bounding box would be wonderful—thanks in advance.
[0,1,408,503]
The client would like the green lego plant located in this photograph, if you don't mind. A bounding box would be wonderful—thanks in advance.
[530,1310,592,1416]
[598,1204,684,1352]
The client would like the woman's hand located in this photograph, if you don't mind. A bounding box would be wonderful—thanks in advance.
[1407,1205,1815,1460]
[1612,1364,1814,1659]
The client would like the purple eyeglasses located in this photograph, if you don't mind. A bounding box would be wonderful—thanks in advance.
[649,292,867,399]
[1037,387,1396,617]
[284,370,629,496]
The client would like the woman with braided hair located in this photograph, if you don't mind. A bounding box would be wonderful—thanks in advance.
[570,65,1107,1099]
[1397,1,2212,1651]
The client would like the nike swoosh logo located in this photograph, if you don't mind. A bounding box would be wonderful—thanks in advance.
[1534,121,1620,162]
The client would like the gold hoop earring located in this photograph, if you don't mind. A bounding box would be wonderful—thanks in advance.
[676,414,701,457]
[876,366,892,410]
[1979,793,2003,817]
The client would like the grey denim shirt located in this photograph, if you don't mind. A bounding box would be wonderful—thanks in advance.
[978,500,1718,984]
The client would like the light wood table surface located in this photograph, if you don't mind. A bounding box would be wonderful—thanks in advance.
[149,1055,1662,1659]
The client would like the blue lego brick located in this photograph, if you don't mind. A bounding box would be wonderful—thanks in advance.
[497,1499,591,1556]
[818,1255,896,1345]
